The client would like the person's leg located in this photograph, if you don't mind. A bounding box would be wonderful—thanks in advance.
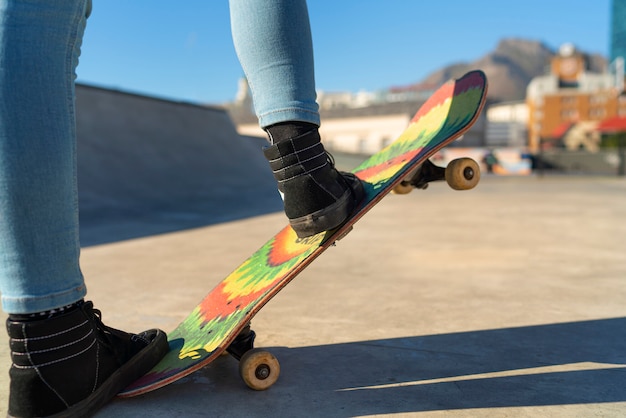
[230,0,364,238]
[0,2,167,416]
[0,0,87,315]
[229,0,318,128]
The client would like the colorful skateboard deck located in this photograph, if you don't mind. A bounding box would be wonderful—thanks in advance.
[119,70,488,397]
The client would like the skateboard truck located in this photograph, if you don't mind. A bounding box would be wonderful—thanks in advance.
[226,324,256,361]
[401,158,445,190]
[393,157,480,194]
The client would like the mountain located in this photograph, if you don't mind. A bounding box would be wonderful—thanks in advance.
[412,38,607,102]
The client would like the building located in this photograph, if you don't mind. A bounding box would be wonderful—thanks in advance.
[526,44,626,152]
[611,0,626,62]
[485,101,528,147]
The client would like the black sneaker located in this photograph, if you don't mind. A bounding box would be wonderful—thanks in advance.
[263,129,365,238]
[6,301,168,418]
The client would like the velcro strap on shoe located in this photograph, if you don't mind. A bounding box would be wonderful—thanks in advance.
[8,318,96,368]
[263,130,329,182]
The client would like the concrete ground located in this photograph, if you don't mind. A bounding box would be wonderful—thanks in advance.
[1,175,625,417]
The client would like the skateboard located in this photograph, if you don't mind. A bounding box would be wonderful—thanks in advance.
[118,70,488,397]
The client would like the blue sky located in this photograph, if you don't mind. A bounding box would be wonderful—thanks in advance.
[78,0,611,105]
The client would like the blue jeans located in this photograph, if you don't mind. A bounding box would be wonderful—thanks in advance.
[0,0,319,314]
[230,0,320,128]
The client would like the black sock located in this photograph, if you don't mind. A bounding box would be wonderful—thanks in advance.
[265,121,318,145]
[9,300,83,322]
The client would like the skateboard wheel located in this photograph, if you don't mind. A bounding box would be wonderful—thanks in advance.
[239,349,280,390]
[445,158,480,190]
[392,181,413,195]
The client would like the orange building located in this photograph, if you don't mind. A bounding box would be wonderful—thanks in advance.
[526,44,626,152]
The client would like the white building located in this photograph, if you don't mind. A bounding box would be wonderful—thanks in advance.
[485,101,529,147]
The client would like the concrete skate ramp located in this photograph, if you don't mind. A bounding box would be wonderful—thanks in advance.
[75,84,282,246]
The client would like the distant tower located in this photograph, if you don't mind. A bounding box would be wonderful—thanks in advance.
[611,0,626,62]
[551,43,585,88]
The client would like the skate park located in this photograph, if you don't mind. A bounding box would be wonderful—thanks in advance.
[0,85,625,417]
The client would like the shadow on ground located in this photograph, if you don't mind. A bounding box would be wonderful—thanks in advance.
[79,191,283,247]
[105,318,626,416]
